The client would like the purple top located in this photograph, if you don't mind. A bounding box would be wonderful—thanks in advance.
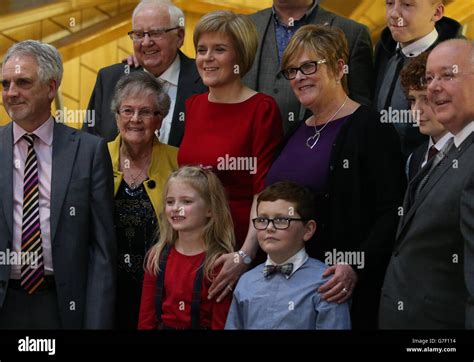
[266,115,349,194]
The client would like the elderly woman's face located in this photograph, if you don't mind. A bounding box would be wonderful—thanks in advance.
[116,92,161,146]
[196,32,239,89]
[287,51,336,109]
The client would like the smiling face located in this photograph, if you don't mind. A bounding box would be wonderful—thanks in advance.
[407,89,446,140]
[132,5,184,76]
[288,50,338,111]
[165,179,211,233]
[426,42,474,134]
[256,200,315,264]
[2,54,56,128]
[196,32,240,89]
[116,92,162,146]
[385,0,443,46]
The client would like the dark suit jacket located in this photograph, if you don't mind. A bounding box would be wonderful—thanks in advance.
[407,141,429,181]
[0,121,117,329]
[244,5,374,133]
[274,105,406,329]
[380,132,474,329]
[83,51,207,146]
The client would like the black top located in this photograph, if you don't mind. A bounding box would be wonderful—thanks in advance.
[115,180,158,329]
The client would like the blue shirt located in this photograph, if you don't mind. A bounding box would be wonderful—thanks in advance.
[225,253,351,329]
[273,0,319,63]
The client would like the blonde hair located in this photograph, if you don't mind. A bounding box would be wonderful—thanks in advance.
[193,10,258,77]
[281,24,349,93]
[145,166,235,281]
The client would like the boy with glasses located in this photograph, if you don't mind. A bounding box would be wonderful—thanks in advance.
[225,181,351,329]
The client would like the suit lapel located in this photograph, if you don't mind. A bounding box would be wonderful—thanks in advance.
[398,133,474,238]
[0,123,14,241]
[50,122,79,243]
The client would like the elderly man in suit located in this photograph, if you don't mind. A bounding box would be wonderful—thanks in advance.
[244,0,374,133]
[83,0,206,146]
[0,40,116,329]
[379,39,474,329]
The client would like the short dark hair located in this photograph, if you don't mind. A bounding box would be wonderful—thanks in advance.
[400,51,430,96]
[257,181,316,222]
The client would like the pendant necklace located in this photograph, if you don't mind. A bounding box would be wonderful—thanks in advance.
[306,96,348,149]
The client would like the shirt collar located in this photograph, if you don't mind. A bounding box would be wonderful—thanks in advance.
[13,116,54,146]
[156,54,180,86]
[398,28,438,58]
[454,121,474,148]
[266,247,308,279]
[431,132,453,151]
[272,0,319,26]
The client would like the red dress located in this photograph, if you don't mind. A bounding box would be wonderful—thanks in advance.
[178,93,283,247]
[138,246,231,330]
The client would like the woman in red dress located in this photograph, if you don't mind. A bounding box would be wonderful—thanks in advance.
[178,11,283,300]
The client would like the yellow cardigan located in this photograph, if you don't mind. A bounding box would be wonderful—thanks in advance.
[108,135,178,218]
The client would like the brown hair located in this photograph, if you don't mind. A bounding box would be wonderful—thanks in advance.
[257,181,316,222]
[400,51,430,96]
[281,24,349,93]
[193,10,257,77]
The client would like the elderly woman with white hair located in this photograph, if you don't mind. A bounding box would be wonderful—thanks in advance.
[108,71,178,329]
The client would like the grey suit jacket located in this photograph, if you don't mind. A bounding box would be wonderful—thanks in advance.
[244,6,374,133]
[0,121,117,329]
[82,50,207,146]
[379,132,474,329]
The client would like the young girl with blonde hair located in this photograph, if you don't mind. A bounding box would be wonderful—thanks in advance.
[138,166,235,329]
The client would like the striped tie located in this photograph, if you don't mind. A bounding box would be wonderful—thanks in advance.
[20,134,45,294]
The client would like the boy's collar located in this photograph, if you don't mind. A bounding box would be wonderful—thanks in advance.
[398,28,438,57]
[265,248,308,279]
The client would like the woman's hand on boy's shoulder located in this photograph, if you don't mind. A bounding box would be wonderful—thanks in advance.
[318,264,358,304]
[207,252,249,303]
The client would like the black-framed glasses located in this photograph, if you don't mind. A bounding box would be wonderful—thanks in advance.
[252,217,307,230]
[128,27,180,40]
[280,59,327,80]
[117,107,160,119]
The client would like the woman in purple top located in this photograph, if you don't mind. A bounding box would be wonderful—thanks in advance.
[266,24,406,330]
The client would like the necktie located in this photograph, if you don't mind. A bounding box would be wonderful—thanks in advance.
[427,145,439,162]
[377,49,406,111]
[20,134,45,294]
[263,263,294,278]
[416,138,454,198]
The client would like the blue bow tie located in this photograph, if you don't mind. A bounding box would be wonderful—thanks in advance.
[263,263,294,278]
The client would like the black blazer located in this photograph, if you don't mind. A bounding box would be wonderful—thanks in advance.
[83,51,207,147]
[273,105,406,329]
[407,141,429,181]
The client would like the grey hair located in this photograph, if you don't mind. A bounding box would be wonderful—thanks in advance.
[132,0,185,28]
[110,71,171,119]
[435,38,474,69]
[3,40,63,86]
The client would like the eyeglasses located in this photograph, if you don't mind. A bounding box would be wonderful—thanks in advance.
[117,107,160,119]
[252,217,307,230]
[424,71,474,86]
[280,60,327,80]
[128,27,180,41]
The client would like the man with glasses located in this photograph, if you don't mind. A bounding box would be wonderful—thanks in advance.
[379,39,474,329]
[83,0,206,146]
[225,181,351,330]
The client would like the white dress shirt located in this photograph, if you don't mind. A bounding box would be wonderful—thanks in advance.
[399,28,439,57]
[151,54,180,144]
[454,121,474,148]
[11,117,54,279]
[421,132,453,168]
[266,247,309,279]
